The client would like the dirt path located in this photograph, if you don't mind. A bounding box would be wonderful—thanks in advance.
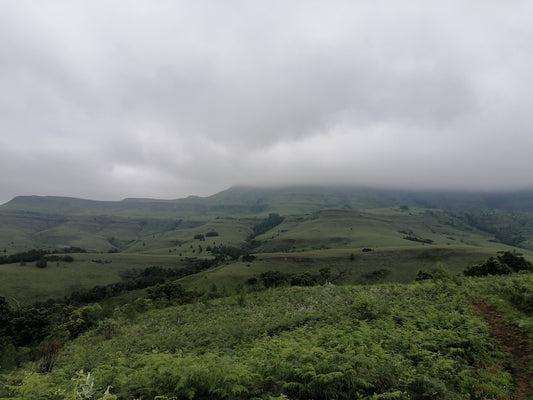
[472,302,533,400]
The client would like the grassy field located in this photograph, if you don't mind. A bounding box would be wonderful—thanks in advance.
[0,253,188,305]
[2,187,533,399]
[178,246,498,293]
[4,186,533,254]
[2,187,533,308]
[2,274,532,399]
[2,205,531,305]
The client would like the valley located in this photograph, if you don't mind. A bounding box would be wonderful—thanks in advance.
[0,186,532,399]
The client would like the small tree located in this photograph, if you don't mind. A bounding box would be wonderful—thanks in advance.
[319,267,332,282]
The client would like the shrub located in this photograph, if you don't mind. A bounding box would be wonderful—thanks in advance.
[260,270,290,288]
[464,252,533,277]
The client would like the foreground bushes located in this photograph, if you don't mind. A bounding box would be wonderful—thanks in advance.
[4,274,529,399]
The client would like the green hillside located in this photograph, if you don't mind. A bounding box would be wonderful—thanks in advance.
[2,186,533,305]
[4,187,533,255]
[1,186,533,398]
[1,274,532,399]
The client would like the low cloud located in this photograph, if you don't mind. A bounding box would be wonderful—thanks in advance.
[1,1,533,203]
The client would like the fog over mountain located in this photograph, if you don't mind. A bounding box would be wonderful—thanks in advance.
[1,1,533,204]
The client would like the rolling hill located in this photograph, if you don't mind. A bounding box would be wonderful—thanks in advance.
[2,185,533,254]
[1,185,533,304]
[1,186,533,399]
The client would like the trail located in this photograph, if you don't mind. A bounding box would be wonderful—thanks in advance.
[472,302,533,400]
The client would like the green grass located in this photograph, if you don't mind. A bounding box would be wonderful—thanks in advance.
[178,246,497,293]
[0,253,186,305]
[4,186,533,254]
[4,275,532,399]
[123,216,257,255]
[2,188,533,309]
[254,207,525,253]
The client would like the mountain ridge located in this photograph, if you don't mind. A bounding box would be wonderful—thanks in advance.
[4,185,533,216]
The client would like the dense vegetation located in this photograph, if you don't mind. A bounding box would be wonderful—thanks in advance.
[464,251,533,277]
[1,271,532,399]
[5,187,533,254]
[1,187,533,399]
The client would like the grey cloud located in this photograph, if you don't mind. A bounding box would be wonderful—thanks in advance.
[1,1,533,203]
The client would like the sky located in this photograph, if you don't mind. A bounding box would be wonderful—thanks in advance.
[1,1,533,204]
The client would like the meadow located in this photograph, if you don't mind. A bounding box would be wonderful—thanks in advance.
[1,187,533,399]
[1,273,532,399]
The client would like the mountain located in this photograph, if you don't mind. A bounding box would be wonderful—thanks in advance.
[3,186,533,399]
[2,186,533,254]
[4,186,533,216]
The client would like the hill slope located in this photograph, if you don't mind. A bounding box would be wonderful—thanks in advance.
[3,186,533,254]
[2,274,532,399]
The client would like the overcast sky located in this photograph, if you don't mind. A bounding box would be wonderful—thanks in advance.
[1,1,533,203]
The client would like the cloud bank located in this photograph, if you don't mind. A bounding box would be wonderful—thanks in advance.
[1,1,533,203]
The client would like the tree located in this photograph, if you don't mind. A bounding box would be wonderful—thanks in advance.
[35,259,47,268]
[319,267,332,282]
[464,251,533,277]
[260,270,290,288]
[497,251,533,272]
[291,272,317,286]
[0,296,13,337]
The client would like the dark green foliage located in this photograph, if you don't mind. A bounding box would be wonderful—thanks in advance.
[244,213,285,250]
[319,267,331,282]
[416,266,456,281]
[35,259,48,268]
[251,213,285,237]
[464,210,528,247]
[205,231,219,237]
[43,254,74,262]
[147,281,197,303]
[407,375,450,399]
[260,270,291,288]
[497,250,533,271]
[242,254,256,262]
[0,248,83,265]
[210,244,245,261]
[11,307,52,346]
[193,234,205,241]
[59,246,87,253]
[258,270,322,288]
[403,235,433,244]
[246,277,258,285]
[464,251,533,277]
[464,257,512,277]
[415,270,434,281]
[290,271,318,286]
[0,249,50,265]
[66,260,216,305]
[0,297,13,338]
[362,268,390,283]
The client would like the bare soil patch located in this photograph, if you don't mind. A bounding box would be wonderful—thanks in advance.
[472,302,533,400]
